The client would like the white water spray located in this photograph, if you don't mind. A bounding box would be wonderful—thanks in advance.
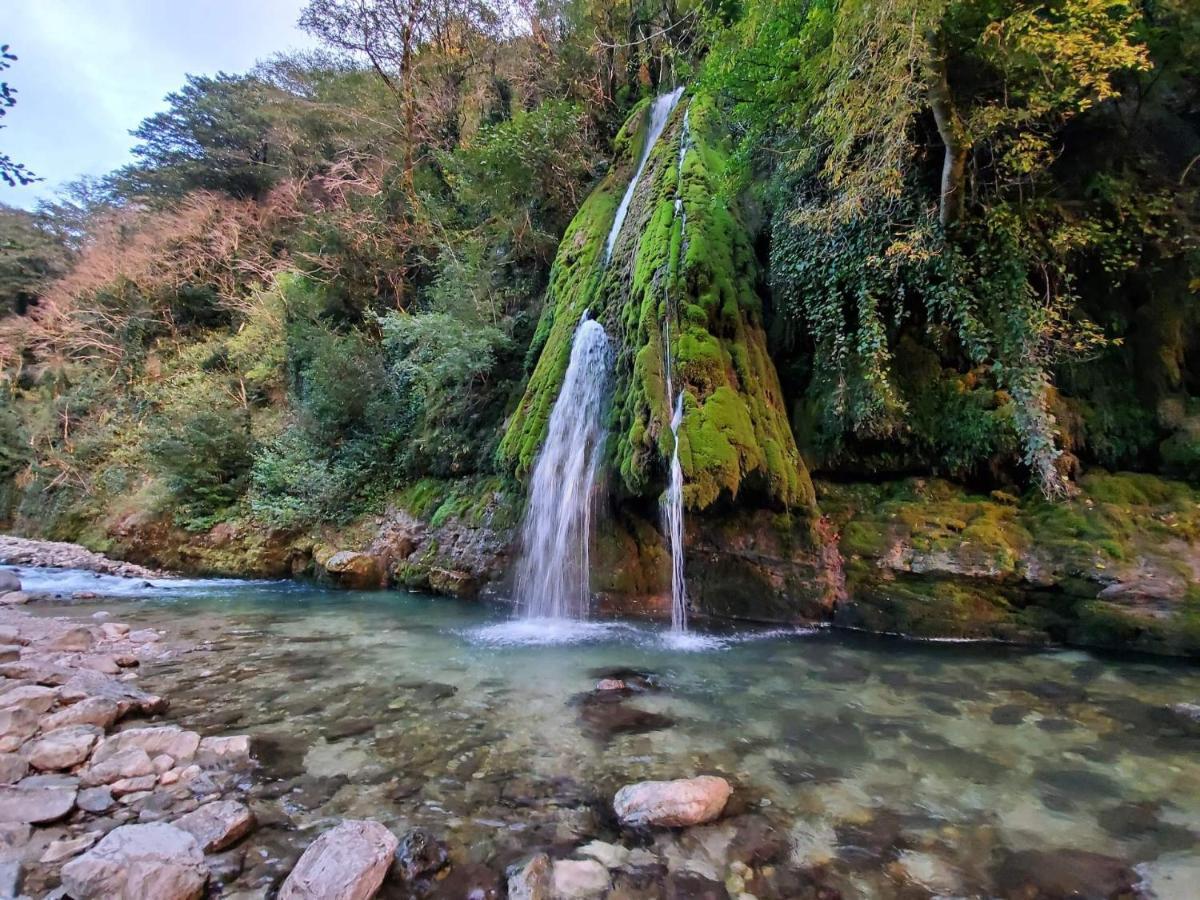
[514,316,614,620]
[604,86,685,263]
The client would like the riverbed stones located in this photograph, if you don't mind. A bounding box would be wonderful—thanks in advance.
[0,684,58,715]
[60,822,208,900]
[174,800,255,852]
[0,752,28,784]
[48,626,95,652]
[0,781,76,823]
[394,827,447,881]
[40,831,100,863]
[553,858,611,899]
[0,707,38,752]
[92,724,200,765]
[196,734,251,768]
[24,724,102,770]
[81,746,155,786]
[0,592,30,605]
[41,695,122,731]
[507,853,552,900]
[614,776,732,828]
[278,818,398,900]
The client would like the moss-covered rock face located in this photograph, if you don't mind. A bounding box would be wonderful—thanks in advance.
[500,92,815,514]
[822,472,1200,656]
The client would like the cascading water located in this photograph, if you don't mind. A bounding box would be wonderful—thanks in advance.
[662,103,693,633]
[604,86,685,263]
[514,316,614,620]
[663,384,689,632]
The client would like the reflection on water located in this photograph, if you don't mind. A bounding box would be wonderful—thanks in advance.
[49,581,1200,897]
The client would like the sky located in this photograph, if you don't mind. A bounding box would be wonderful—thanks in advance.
[2,0,321,210]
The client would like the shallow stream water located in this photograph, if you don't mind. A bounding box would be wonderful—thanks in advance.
[27,574,1200,898]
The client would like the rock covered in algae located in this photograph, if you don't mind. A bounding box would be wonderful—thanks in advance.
[500,90,816,515]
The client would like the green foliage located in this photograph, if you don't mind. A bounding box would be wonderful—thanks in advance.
[146,406,254,532]
[0,205,70,316]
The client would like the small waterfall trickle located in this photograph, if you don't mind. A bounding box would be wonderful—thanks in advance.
[604,86,685,263]
[663,102,693,633]
[514,316,614,620]
[663,376,689,632]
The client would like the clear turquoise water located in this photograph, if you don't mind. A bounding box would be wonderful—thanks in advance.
[48,580,1200,897]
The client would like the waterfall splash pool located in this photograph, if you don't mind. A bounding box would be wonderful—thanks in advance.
[27,573,1200,897]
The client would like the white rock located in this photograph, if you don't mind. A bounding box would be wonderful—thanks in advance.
[552,859,611,899]
[613,776,732,828]
[24,724,102,771]
[278,819,398,900]
[99,622,131,641]
[173,800,255,852]
[110,774,157,796]
[508,853,551,900]
[60,822,207,900]
[48,626,94,651]
[40,831,100,863]
[0,707,38,752]
[0,684,57,715]
[152,753,174,774]
[92,726,200,765]
[196,734,251,768]
[0,752,28,784]
[81,747,155,787]
[41,696,121,731]
[0,782,76,823]
[0,592,29,606]
[577,840,629,868]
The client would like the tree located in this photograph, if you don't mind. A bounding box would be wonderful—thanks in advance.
[0,204,70,316]
[0,44,41,188]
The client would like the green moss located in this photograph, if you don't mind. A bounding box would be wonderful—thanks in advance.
[499,90,816,515]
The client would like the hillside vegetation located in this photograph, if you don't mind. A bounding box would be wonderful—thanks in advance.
[0,0,1197,590]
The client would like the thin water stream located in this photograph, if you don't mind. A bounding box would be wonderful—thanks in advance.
[34,577,1200,898]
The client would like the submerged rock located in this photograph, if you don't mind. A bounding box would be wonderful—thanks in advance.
[553,858,610,899]
[992,848,1136,898]
[507,852,552,900]
[279,818,398,900]
[394,827,448,881]
[614,776,732,828]
[60,822,207,900]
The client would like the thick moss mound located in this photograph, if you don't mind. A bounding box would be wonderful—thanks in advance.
[500,93,814,513]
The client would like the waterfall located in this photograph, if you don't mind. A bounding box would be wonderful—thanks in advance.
[663,102,693,633]
[604,86,685,263]
[514,316,614,620]
[663,386,689,632]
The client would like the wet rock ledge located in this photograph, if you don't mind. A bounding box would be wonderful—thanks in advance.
[0,537,161,582]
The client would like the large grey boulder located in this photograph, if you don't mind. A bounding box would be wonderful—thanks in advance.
[613,776,732,828]
[0,571,19,593]
[279,819,398,900]
[60,822,207,900]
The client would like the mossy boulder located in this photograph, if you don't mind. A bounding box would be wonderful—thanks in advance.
[822,472,1200,655]
[500,91,815,515]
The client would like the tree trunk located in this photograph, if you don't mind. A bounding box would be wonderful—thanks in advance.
[927,41,968,228]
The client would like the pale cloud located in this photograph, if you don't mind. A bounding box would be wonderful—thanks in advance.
[3,0,320,208]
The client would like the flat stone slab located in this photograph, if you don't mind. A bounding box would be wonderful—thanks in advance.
[0,782,77,824]
[61,822,207,900]
[279,819,398,900]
